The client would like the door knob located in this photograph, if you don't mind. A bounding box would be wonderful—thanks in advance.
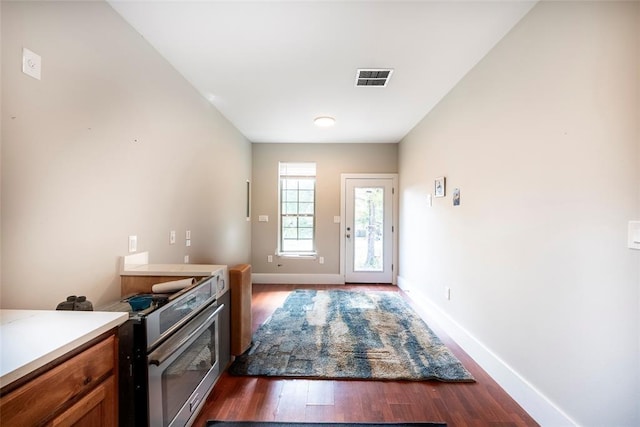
[346,233,351,238]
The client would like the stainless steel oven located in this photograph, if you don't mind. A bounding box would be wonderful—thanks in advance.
[103,271,227,427]
[148,302,222,426]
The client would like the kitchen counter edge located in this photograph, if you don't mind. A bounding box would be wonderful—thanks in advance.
[0,310,128,390]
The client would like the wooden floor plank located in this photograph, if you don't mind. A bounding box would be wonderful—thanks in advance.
[305,404,339,422]
[275,379,309,421]
[306,380,334,406]
[193,284,539,426]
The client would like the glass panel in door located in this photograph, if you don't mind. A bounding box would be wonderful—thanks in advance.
[345,178,393,283]
[353,187,384,272]
[162,323,216,426]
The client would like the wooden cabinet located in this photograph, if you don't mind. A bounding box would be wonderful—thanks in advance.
[0,333,117,427]
[50,375,116,427]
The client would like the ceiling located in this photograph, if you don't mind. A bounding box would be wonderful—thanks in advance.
[108,1,537,144]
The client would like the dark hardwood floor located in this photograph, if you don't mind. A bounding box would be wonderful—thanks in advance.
[193,284,538,426]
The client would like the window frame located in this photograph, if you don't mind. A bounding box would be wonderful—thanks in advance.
[278,162,317,256]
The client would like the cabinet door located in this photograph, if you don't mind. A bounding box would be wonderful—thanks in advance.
[49,376,116,427]
[0,335,115,426]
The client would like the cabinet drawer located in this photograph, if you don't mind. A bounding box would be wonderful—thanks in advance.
[50,375,116,427]
[0,335,115,426]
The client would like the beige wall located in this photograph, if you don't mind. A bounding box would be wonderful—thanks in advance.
[398,1,639,425]
[251,143,397,275]
[1,1,252,309]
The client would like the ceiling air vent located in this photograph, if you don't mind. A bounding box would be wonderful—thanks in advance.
[355,69,394,87]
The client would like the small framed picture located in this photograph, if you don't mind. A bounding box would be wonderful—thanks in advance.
[434,177,446,198]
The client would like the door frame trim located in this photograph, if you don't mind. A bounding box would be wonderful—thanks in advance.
[340,173,398,285]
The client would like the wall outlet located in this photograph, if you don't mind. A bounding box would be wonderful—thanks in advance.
[128,235,137,253]
[267,255,273,263]
[184,255,190,263]
[170,230,176,244]
[22,48,41,80]
[186,239,191,247]
[319,256,325,264]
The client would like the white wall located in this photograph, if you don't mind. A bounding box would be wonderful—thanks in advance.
[398,1,639,426]
[1,1,252,309]
[251,143,397,276]
[0,1,3,288]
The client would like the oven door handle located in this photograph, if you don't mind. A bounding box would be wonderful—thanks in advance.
[148,303,224,367]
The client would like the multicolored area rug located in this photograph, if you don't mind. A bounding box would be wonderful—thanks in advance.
[228,290,474,382]
[208,422,446,427]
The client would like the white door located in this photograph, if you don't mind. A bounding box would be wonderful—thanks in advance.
[343,176,396,283]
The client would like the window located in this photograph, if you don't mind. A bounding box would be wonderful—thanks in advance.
[279,162,316,254]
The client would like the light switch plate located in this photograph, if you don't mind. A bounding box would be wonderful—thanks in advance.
[128,235,137,253]
[22,48,41,80]
[259,215,269,222]
[628,221,640,250]
[333,216,341,223]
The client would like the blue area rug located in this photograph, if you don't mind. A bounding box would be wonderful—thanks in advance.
[229,290,474,382]
[208,422,446,427]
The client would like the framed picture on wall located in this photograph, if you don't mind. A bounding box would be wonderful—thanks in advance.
[434,176,446,198]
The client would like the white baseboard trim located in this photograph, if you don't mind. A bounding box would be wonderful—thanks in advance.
[398,276,578,427]
[252,273,345,285]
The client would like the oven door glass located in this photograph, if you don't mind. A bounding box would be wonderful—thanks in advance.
[146,275,219,348]
[148,303,223,427]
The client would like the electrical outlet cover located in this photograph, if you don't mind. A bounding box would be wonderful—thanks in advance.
[22,48,42,80]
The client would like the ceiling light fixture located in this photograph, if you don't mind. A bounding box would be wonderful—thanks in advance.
[314,116,336,127]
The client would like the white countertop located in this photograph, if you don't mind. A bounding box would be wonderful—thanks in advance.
[0,310,128,389]
[121,263,227,276]
[120,251,226,277]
